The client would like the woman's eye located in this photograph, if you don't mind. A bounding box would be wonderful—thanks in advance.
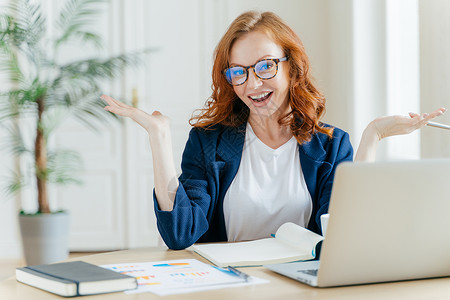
[232,68,245,76]
[258,61,274,71]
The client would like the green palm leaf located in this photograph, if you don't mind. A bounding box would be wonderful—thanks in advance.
[46,150,83,185]
[2,0,46,70]
[56,0,106,48]
[3,169,26,196]
[0,122,28,155]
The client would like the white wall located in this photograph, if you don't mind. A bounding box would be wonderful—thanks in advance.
[419,0,450,158]
[325,0,423,160]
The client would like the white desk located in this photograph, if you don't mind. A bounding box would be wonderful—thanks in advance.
[2,247,450,299]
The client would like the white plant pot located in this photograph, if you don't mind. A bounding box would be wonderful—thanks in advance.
[18,211,70,266]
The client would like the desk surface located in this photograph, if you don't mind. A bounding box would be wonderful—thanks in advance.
[2,247,450,299]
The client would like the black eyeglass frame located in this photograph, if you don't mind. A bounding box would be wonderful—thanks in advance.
[223,56,289,86]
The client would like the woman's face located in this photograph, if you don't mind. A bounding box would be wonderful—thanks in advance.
[229,30,290,119]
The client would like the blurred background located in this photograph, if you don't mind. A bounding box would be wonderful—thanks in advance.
[0,0,449,260]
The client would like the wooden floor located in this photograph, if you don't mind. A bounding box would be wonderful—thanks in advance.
[0,252,102,281]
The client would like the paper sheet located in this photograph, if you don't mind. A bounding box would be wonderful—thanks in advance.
[101,259,268,296]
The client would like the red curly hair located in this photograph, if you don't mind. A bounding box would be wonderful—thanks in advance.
[189,11,333,143]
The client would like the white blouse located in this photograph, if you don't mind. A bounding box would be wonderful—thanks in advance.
[223,123,312,242]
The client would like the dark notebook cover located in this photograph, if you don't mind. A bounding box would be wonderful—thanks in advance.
[16,260,137,297]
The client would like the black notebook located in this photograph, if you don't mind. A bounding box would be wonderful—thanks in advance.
[16,260,137,297]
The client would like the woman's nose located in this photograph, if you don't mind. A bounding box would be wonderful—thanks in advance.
[246,68,263,89]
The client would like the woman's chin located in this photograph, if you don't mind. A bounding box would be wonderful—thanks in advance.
[249,104,282,119]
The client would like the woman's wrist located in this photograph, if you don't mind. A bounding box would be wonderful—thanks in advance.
[364,120,382,142]
[354,122,381,162]
[148,125,171,145]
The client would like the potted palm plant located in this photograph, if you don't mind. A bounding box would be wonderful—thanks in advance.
[0,0,146,265]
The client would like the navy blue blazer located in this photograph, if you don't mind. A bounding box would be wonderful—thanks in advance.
[153,123,353,250]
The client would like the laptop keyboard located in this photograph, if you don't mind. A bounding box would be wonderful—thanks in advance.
[297,269,318,276]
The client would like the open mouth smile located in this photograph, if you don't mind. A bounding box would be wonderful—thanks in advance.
[248,91,273,103]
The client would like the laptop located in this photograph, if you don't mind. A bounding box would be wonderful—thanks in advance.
[265,159,450,287]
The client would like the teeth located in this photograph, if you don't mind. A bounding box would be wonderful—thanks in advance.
[250,92,270,100]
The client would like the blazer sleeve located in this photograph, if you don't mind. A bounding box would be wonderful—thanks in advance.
[153,128,213,250]
[315,131,353,232]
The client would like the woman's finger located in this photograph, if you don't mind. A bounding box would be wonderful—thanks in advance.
[112,98,131,109]
[413,108,445,127]
[428,108,446,119]
[104,105,128,116]
[101,94,130,109]
[100,94,116,106]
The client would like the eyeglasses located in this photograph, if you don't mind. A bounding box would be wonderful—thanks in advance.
[223,57,288,86]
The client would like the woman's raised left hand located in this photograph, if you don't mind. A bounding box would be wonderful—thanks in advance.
[355,107,446,162]
[368,107,446,140]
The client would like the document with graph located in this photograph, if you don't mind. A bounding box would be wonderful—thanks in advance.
[101,259,267,296]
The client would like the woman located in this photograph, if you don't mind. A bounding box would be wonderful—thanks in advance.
[102,11,445,250]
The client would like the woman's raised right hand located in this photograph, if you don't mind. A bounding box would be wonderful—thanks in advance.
[101,94,178,211]
[101,94,170,135]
